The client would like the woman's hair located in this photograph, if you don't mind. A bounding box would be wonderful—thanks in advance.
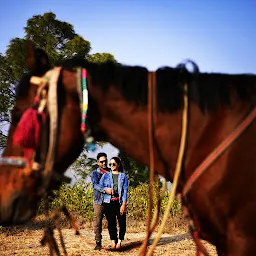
[111,157,124,172]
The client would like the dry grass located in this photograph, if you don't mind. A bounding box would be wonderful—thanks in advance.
[0,215,217,256]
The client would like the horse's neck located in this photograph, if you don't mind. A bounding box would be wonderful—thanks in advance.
[184,100,253,180]
[89,82,253,182]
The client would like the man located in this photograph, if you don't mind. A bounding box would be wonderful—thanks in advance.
[91,152,112,250]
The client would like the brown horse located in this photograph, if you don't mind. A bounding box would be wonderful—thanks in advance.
[0,42,84,225]
[1,43,256,255]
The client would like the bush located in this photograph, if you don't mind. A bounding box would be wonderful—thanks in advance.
[38,182,94,221]
[128,183,182,219]
[40,182,182,223]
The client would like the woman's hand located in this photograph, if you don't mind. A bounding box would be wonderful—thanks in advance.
[120,203,126,215]
[105,188,113,194]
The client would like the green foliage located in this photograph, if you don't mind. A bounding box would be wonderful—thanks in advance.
[25,12,83,64]
[62,35,91,59]
[70,142,106,181]
[128,183,182,220]
[38,182,94,221]
[71,152,97,181]
[6,38,28,79]
[43,183,182,222]
[88,53,117,64]
[119,151,149,187]
[0,52,16,147]
[0,54,16,121]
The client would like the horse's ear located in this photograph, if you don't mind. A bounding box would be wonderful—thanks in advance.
[26,40,51,75]
[26,40,36,73]
[36,49,51,73]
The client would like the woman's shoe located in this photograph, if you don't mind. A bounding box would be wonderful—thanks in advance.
[111,240,116,249]
[116,240,122,249]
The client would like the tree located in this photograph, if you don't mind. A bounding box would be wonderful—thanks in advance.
[71,142,106,182]
[118,151,149,187]
[0,53,16,147]
[0,12,117,149]
[25,12,90,63]
[71,152,97,181]
[0,54,15,121]
[88,53,116,64]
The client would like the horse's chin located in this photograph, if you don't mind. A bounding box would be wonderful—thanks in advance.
[0,194,36,226]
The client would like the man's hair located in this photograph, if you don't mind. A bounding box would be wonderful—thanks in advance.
[97,152,107,160]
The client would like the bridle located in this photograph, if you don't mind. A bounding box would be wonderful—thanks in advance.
[0,67,63,194]
[0,66,96,196]
[28,67,96,192]
[139,66,256,256]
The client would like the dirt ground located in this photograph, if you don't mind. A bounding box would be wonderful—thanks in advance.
[0,223,217,256]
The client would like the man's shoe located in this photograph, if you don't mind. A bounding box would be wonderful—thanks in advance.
[94,241,102,250]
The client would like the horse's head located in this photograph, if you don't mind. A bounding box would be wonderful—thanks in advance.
[0,41,84,225]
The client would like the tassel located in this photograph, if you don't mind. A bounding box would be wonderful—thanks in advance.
[13,108,45,152]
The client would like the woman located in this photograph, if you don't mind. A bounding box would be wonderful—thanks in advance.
[99,157,128,249]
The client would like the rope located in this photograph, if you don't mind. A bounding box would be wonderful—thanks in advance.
[146,83,189,255]
[42,67,61,189]
[146,72,168,237]
[139,72,157,255]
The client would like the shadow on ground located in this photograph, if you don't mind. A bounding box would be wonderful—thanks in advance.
[105,233,191,252]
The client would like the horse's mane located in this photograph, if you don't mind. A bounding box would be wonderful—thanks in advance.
[29,58,256,112]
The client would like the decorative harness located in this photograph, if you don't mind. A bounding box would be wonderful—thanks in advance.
[0,67,96,194]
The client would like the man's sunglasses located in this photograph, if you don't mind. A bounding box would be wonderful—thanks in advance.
[99,160,107,164]
[109,163,117,167]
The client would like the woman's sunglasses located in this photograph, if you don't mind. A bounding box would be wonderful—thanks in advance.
[109,163,117,167]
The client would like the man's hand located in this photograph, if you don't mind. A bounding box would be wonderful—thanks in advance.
[120,204,126,215]
[105,188,113,194]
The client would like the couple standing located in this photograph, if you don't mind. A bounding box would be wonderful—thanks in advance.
[91,152,129,250]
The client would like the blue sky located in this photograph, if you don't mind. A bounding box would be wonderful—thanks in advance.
[0,0,255,73]
[1,0,256,178]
